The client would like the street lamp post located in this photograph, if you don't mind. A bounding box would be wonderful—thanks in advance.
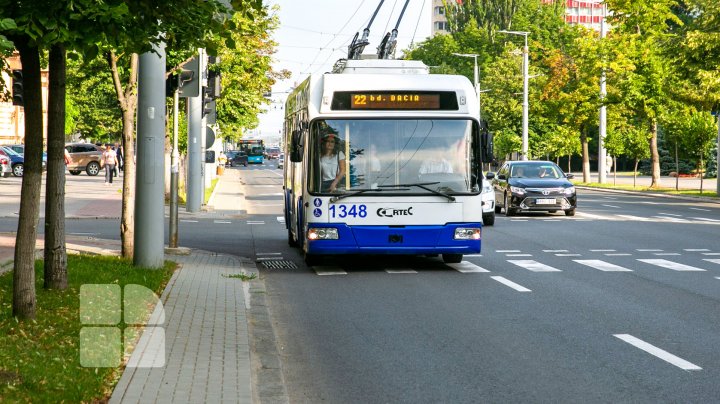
[452,53,481,120]
[498,30,530,161]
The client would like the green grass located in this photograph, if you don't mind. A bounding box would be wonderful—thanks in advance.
[205,178,219,204]
[0,255,175,402]
[575,181,719,198]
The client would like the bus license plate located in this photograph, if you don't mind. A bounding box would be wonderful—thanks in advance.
[536,198,556,205]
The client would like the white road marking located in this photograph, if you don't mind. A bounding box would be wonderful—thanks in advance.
[256,257,283,261]
[701,252,720,256]
[543,250,569,253]
[508,260,562,272]
[591,249,616,252]
[555,253,582,257]
[652,216,689,223]
[653,253,681,256]
[491,276,531,292]
[574,259,633,272]
[614,334,702,371]
[658,212,682,217]
[506,253,533,257]
[464,254,483,257]
[447,261,491,273]
[385,269,417,274]
[689,207,711,212]
[213,220,232,224]
[510,219,528,222]
[314,267,347,275]
[602,204,621,209]
[496,250,521,253]
[637,259,706,272]
[684,249,710,252]
[276,216,285,223]
[703,259,720,265]
[256,252,282,256]
[542,219,561,222]
[180,219,198,223]
[605,253,632,256]
[247,221,265,225]
[690,217,720,223]
[637,249,663,252]
[617,214,651,221]
[575,212,610,220]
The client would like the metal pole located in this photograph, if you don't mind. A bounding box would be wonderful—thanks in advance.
[716,114,720,195]
[135,43,166,268]
[521,37,529,161]
[186,49,204,212]
[473,55,481,120]
[598,4,608,183]
[169,75,180,248]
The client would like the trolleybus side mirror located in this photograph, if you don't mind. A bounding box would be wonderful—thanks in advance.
[290,129,303,162]
[480,121,494,163]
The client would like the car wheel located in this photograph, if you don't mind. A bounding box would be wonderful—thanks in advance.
[12,163,23,177]
[504,194,514,216]
[86,161,101,176]
[494,203,501,214]
[69,170,81,175]
[483,212,495,226]
[565,209,576,216]
[442,253,463,264]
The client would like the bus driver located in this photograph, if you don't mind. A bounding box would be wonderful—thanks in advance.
[320,132,346,192]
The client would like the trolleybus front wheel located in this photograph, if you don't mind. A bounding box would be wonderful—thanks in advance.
[442,254,463,264]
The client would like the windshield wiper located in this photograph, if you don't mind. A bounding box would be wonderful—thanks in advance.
[329,187,409,203]
[379,182,456,202]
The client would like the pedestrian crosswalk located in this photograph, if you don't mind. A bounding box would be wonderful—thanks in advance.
[308,249,720,277]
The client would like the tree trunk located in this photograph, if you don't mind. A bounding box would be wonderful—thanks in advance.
[649,120,661,188]
[44,44,68,289]
[633,158,639,187]
[107,51,139,259]
[581,129,590,183]
[699,150,704,193]
[12,38,43,319]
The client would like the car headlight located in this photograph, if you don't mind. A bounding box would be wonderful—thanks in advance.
[482,182,492,193]
[564,186,576,196]
[510,186,526,195]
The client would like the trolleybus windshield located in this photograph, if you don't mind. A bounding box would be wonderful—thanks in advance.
[309,119,477,195]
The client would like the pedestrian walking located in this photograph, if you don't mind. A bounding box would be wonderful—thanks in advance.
[103,145,117,185]
[116,144,124,173]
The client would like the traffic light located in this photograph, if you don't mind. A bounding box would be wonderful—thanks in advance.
[11,70,23,106]
[202,86,216,124]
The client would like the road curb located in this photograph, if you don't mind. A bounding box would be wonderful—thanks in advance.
[576,185,720,204]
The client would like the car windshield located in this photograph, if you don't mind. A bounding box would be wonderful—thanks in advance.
[511,163,563,179]
[1,147,20,156]
[308,119,477,194]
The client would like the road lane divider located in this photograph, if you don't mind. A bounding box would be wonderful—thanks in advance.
[613,334,702,371]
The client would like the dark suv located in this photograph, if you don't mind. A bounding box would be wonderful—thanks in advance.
[65,143,104,176]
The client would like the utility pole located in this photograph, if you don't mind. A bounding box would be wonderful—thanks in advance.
[169,74,180,248]
[598,3,608,183]
[135,43,166,268]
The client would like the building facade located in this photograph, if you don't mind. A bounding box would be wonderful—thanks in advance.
[0,53,49,145]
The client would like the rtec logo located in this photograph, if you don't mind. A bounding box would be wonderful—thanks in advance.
[376,207,413,217]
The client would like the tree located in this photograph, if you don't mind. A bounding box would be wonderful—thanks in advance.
[605,0,682,188]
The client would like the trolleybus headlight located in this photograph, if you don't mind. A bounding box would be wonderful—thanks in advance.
[454,228,481,240]
[307,228,339,240]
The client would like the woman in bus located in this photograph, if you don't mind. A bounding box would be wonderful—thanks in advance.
[320,132,346,192]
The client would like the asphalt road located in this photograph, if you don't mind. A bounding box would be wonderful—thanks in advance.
[2,164,720,402]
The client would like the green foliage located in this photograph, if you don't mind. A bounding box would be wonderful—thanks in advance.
[213,5,290,141]
[493,128,522,159]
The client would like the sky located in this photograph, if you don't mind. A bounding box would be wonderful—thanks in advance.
[255,0,433,145]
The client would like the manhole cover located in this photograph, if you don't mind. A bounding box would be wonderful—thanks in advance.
[261,260,298,269]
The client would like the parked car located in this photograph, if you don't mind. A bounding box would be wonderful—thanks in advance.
[0,146,24,177]
[277,153,284,169]
[5,144,47,171]
[228,151,248,167]
[491,160,576,216]
[65,143,104,176]
[0,154,11,177]
[480,174,495,226]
